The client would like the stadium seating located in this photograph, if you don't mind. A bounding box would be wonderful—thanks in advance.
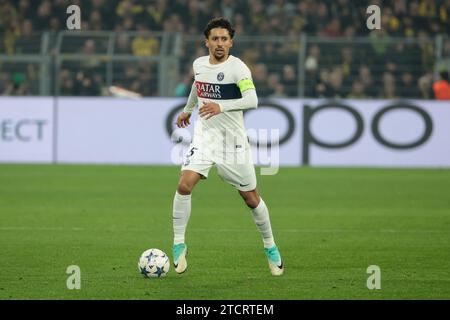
[0,0,449,98]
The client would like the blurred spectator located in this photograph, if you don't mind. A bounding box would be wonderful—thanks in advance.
[116,0,143,21]
[266,0,296,18]
[17,0,33,21]
[89,10,103,31]
[279,30,299,63]
[399,72,420,98]
[357,66,375,97]
[233,13,246,36]
[418,72,434,99]
[80,39,101,70]
[370,28,392,57]
[0,0,447,98]
[269,83,287,98]
[59,69,73,95]
[432,70,450,100]
[248,0,265,34]
[2,22,19,54]
[14,20,34,54]
[304,45,320,73]
[186,0,208,33]
[347,80,366,99]
[34,0,52,30]
[252,63,269,97]
[145,0,169,31]
[340,47,353,79]
[174,73,193,97]
[3,71,28,95]
[49,16,61,32]
[73,71,101,96]
[343,25,356,38]
[315,68,333,98]
[0,0,18,35]
[323,18,343,37]
[0,71,9,93]
[115,34,132,54]
[220,0,237,22]
[313,2,330,34]
[381,72,397,99]
[90,0,115,30]
[417,31,435,70]
[328,66,345,98]
[132,25,159,56]
[442,39,450,59]
[266,72,281,96]
[281,65,297,97]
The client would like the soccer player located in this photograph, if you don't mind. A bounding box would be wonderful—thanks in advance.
[172,17,283,276]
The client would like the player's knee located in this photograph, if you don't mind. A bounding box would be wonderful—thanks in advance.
[177,181,193,195]
[242,193,259,208]
[246,198,259,209]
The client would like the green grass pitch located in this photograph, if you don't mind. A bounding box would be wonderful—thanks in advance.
[0,164,449,299]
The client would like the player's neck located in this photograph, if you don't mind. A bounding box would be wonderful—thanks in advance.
[209,54,230,65]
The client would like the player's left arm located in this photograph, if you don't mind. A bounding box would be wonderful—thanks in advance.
[219,78,257,112]
[217,60,258,113]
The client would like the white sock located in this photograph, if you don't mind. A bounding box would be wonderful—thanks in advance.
[251,198,275,248]
[173,191,191,245]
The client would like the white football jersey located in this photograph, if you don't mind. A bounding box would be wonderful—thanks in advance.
[191,55,255,154]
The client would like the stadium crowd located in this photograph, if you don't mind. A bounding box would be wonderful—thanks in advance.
[0,0,449,98]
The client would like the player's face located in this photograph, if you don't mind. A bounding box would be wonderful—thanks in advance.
[205,28,233,63]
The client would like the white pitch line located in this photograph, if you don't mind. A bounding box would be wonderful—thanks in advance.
[0,226,84,231]
[191,228,449,234]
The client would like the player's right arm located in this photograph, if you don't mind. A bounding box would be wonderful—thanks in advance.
[176,83,197,128]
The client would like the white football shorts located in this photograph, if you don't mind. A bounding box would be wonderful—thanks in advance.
[181,143,257,192]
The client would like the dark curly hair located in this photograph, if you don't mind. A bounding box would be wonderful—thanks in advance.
[203,17,235,39]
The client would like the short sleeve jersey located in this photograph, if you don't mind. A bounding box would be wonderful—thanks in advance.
[191,55,255,153]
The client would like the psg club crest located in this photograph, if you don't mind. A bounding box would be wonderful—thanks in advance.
[217,72,224,81]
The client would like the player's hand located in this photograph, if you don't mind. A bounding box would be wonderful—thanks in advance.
[176,112,191,128]
[199,101,221,120]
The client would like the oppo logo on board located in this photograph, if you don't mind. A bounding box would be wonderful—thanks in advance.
[166,100,433,165]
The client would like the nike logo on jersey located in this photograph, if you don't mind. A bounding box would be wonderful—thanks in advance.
[239,183,250,187]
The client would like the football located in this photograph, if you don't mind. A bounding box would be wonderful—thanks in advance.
[138,248,170,278]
